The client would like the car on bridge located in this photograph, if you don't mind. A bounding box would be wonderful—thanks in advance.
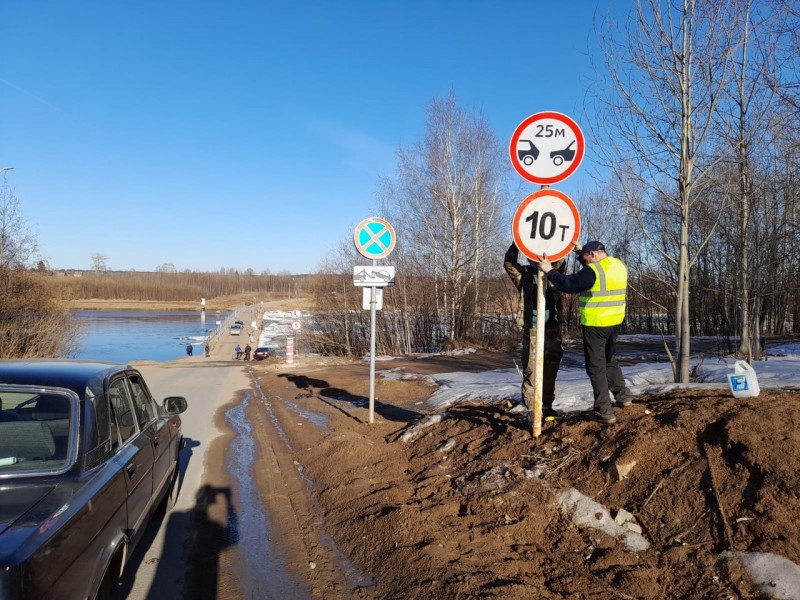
[253,347,270,361]
[0,360,187,599]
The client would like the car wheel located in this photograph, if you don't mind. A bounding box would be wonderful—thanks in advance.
[94,569,113,600]
[158,456,181,514]
[93,549,123,600]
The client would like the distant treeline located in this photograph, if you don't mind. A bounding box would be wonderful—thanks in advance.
[44,270,305,302]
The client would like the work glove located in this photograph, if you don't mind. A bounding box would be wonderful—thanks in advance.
[538,254,553,273]
[572,242,587,266]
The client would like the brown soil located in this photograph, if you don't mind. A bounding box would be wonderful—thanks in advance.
[235,351,799,599]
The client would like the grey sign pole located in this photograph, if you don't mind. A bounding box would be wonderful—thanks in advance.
[368,273,377,424]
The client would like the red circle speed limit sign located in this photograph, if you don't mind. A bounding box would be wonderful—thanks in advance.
[512,189,581,262]
[509,111,585,185]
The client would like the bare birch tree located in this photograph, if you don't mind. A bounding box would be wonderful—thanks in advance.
[596,0,738,382]
[720,0,778,359]
[379,92,508,342]
[0,175,38,269]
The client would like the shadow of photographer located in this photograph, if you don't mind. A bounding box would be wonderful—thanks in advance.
[113,436,238,600]
[180,484,239,599]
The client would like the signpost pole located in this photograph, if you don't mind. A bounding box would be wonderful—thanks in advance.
[369,283,377,424]
[532,269,546,437]
[368,257,378,424]
[532,183,550,437]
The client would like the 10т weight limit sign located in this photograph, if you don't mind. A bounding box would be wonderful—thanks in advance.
[512,189,581,262]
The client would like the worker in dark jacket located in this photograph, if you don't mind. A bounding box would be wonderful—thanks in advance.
[539,241,631,424]
[504,242,566,420]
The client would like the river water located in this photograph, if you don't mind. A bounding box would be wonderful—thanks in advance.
[71,310,230,364]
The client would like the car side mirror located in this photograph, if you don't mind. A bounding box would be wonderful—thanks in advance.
[163,396,188,415]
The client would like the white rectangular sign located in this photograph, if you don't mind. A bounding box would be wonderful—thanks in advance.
[353,266,395,287]
[362,287,383,310]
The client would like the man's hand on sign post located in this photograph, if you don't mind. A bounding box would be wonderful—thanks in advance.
[538,253,553,274]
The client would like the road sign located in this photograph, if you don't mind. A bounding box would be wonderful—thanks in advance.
[354,217,396,259]
[353,266,395,287]
[512,189,581,262]
[291,309,301,319]
[291,320,301,331]
[363,287,383,310]
[509,111,585,185]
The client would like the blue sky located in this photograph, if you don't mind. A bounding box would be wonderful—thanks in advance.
[0,1,619,274]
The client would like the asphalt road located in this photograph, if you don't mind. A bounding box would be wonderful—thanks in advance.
[113,341,251,598]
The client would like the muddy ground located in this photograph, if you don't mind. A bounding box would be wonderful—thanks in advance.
[195,350,800,599]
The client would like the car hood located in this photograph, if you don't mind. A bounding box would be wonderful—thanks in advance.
[0,484,55,536]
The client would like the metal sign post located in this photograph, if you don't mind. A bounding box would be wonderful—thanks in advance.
[368,275,378,424]
[532,269,547,436]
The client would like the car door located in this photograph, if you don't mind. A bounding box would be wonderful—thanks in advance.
[127,372,173,498]
[108,377,154,534]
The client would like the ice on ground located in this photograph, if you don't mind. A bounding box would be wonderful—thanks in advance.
[379,354,800,413]
[399,413,450,443]
[556,487,650,552]
[722,551,800,600]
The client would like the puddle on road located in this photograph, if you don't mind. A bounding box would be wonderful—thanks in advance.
[249,375,375,593]
[225,392,307,599]
[285,400,330,433]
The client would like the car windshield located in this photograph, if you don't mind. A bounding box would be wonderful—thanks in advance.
[0,389,75,475]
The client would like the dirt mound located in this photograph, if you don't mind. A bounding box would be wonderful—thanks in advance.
[255,355,800,598]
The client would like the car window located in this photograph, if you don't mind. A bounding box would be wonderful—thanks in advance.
[109,379,137,450]
[0,389,75,475]
[128,374,157,426]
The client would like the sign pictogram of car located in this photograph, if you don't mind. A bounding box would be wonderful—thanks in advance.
[517,140,540,166]
[353,265,395,287]
[354,269,391,282]
[550,140,576,166]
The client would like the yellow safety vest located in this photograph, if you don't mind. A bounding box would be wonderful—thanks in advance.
[579,256,628,326]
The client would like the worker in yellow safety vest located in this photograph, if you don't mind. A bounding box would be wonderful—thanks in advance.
[538,241,632,425]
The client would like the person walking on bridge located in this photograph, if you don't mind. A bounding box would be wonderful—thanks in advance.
[538,241,631,425]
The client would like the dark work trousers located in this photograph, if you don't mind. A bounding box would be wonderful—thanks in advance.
[522,323,564,410]
[582,324,627,416]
